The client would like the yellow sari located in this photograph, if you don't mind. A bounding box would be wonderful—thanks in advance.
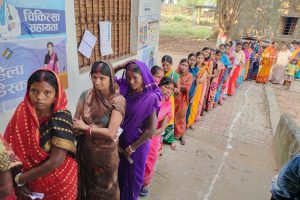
[244,48,252,80]
[292,48,300,78]
[165,69,180,126]
[187,66,207,128]
[256,46,276,83]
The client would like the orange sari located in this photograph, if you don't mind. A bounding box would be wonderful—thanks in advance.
[256,46,277,83]
[4,69,77,200]
[174,72,193,138]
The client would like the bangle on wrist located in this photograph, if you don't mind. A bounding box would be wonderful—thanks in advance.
[86,124,94,136]
[128,145,136,153]
[15,173,25,187]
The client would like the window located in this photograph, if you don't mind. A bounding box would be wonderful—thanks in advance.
[281,17,298,36]
[74,0,131,70]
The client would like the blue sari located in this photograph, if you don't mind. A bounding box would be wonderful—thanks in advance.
[215,54,231,102]
[186,66,199,122]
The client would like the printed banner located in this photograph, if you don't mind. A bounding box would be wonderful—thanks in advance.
[138,15,160,50]
[142,46,155,69]
[0,0,67,113]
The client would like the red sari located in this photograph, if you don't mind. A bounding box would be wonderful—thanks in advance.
[227,65,240,96]
[174,72,193,138]
[4,69,77,200]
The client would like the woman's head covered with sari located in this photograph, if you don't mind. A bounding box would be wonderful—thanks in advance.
[90,60,119,94]
[118,60,162,101]
[76,60,125,125]
[4,69,66,169]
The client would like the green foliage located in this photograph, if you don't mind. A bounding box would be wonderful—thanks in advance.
[174,16,184,21]
[160,3,213,39]
[160,15,212,38]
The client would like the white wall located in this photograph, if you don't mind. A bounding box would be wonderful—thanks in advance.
[0,0,162,133]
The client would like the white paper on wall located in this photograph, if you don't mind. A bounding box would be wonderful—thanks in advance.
[78,30,97,59]
[99,21,113,56]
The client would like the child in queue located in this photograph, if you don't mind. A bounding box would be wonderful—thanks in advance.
[141,76,174,197]
[161,55,180,150]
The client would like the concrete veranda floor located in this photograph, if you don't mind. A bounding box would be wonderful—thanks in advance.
[143,81,276,200]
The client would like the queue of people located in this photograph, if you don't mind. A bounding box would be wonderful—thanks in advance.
[0,39,299,200]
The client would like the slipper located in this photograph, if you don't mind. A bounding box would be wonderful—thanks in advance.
[140,187,149,197]
[170,143,176,150]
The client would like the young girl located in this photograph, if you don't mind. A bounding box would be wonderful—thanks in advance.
[187,51,208,128]
[284,58,298,90]
[140,77,173,197]
[161,55,180,150]
[151,65,164,84]
[174,58,193,145]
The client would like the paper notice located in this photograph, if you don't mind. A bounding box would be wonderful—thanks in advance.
[99,21,113,56]
[78,30,97,58]
[78,40,93,58]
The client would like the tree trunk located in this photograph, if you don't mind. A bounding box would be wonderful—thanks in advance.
[213,0,248,40]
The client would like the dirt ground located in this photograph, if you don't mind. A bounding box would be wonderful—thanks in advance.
[270,81,300,125]
[159,35,215,55]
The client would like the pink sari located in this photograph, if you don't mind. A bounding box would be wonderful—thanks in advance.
[207,62,223,110]
[46,52,59,74]
[144,97,172,187]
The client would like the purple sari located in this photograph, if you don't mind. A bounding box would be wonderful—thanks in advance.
[117,60,162,200]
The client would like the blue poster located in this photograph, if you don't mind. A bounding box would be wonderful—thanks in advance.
[0,0,67,113]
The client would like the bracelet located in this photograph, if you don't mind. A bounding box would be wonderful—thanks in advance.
[15,173,25,187]
[128,145,136,153]
[86,124,93,136]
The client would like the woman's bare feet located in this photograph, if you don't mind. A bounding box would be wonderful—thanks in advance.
[170,143,176,150]
[180,136,186,145]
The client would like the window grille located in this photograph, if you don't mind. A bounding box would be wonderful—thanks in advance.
[282,17,298,36]
[74,0,131,70]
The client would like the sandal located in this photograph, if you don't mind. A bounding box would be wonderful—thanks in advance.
[170,143,176,150]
